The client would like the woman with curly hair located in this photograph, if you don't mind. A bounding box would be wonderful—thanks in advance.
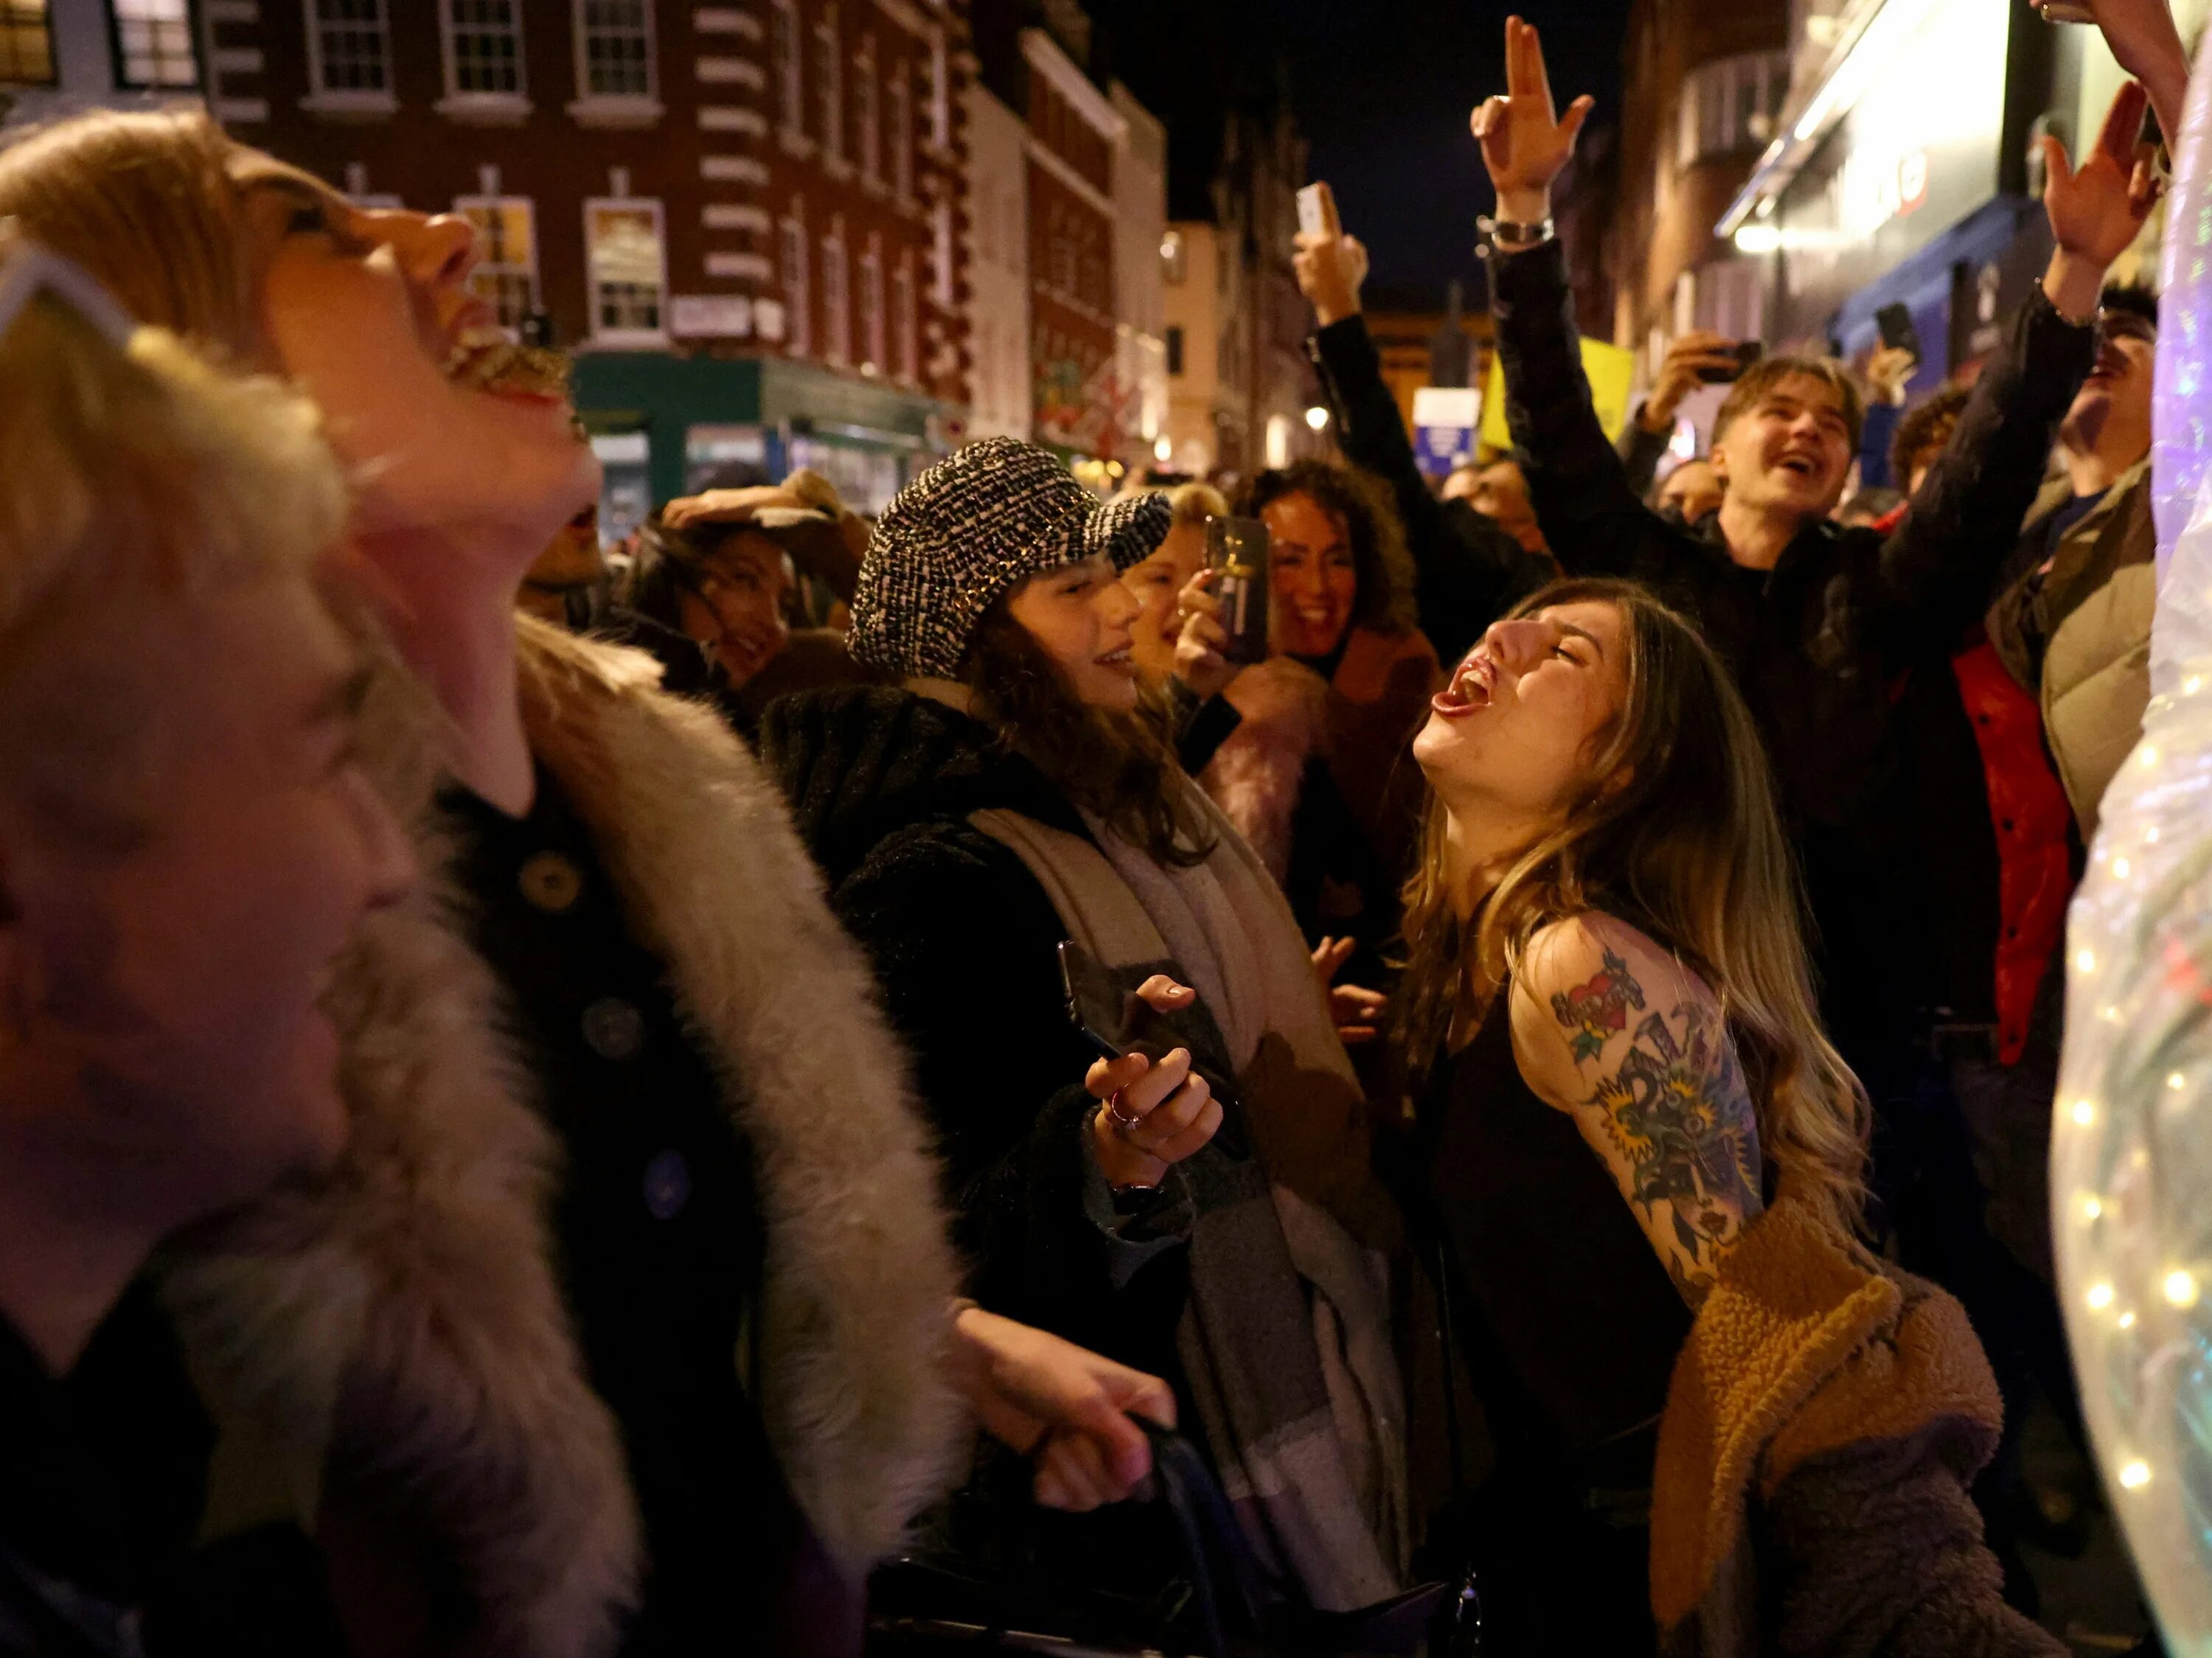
[1176,461,1441,983]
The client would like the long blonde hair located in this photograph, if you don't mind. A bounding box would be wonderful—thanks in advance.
[0,110,257,356]
[1395,578,1868,1239]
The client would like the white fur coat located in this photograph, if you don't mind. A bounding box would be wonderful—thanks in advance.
[164,619,963,1657]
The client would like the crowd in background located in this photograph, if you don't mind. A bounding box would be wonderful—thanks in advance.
[0,1,2194,1656]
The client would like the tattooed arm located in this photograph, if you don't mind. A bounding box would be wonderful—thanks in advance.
[1509,914,1764,1308]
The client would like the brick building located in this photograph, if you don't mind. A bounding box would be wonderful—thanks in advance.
[1,0,204,131]
[1606,0,1790,368]
[201,0,970,526]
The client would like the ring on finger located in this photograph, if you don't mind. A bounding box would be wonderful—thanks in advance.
[1106,1089,1145,1135]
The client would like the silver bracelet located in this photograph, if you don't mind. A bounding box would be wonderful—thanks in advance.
[1479,213,1556,252]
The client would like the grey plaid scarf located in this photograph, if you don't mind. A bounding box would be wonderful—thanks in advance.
[972,782,1408,1614]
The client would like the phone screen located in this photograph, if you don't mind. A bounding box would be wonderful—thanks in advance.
[1206,516,1270,666]
[1295,184,1328,240]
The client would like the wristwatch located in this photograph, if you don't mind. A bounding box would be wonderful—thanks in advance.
[1479,214,1556,254]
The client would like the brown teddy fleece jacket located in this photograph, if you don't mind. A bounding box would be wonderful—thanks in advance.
[1653,1195,2065,1658]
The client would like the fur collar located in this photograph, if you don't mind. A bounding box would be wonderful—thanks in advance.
[165,621,962,1657]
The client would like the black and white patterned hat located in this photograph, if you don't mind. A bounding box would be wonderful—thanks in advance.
[848,436,1174,680]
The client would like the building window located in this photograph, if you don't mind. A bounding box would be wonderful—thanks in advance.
[931,198,953,307]
[815,5,841,161]
[0,0,54,85]
[858,237,885,372]
[780,203,811,357]
[306,0,391,94]
[442,0,524,96]
[821,220,849,365]
[575,0,654,100]
[927,34,947,148]
[1161,229,1186,286]
[854,35,879,184]
[109,0,198,89]
[888,61,912,204]
[1677,51,1787,168]
[894,251,917,383]
[584,198,666,342]
[454,196,538,330]
[1166,324,1184,377]
[769,0,801,136]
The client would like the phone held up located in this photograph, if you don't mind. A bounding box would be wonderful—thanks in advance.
[1697,340,1765,384]
[1875,302,1924,365]
[1295,182,1329,240]
[1206,515,1271,666]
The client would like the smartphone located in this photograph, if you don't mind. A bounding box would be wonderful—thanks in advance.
[1057,941,1249,1157]
[1875,302,1923,363]
[1695,340,1764,384]
[1058,940,1177,1064]
[1206,515,1270,666]
[1295,182,1329,240]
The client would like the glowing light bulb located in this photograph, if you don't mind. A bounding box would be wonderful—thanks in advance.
[2147,826,2162,843]
[2166,1270,2200,1309]
[2171,1072,2190,1091]
[2120,1310,2138,1330]
[2188,675,2204,694]
[2121,1460,2152,1490]
[2078,949,2098,974]
[2142,745,2161,768]
[2073,1099,2099,1126]
[2083,1196,2104,1220]
[2116,857,2132,879]
[2088,1281,2117,1311]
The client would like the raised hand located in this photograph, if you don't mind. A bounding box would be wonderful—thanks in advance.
[1640,330,1742,432]
[2041,78,2160,318]
[2034,0,2188,145]
[1471,15,1596,224]
[1291,181,1371,328]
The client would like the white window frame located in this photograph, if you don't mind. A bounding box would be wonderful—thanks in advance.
[894,249,917,384]
[569,0,662,124]
[1677,51,1787,170]
[437,0,530,119]
[821,217,849,366]
[781,199,812,358]
[854,32,879,186]
[858,234,885,372]
[582,195,668,348]
[927,32,948,150]
[452,194,540,332]
[931,198,953,307]
[109,0,198,90]
[888,60,914,206]
[769,0,807,148]
[302,0,396,113]
[815,4,843,165]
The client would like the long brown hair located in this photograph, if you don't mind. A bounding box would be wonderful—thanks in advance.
[0,111,258,358]
[961,597,1214,868]
[1394,577,1868,1238]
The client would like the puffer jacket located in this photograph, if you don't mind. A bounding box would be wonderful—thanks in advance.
[1653,1197,2064,1658]
[1491,237,2094,1059]
[1988,459,2157,844]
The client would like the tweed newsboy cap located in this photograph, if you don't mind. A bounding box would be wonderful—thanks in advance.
[848,436,1175,680]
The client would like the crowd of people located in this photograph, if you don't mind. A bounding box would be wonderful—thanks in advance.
[0,1,2194,1654]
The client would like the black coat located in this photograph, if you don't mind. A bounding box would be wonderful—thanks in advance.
[759,687,1192,1382]
[1489,238,2095,1057]
[1307,314,1554,664]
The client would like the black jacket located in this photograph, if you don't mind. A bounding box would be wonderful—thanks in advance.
[759,687,1193,1379]
[1490,238,2095,1055]
[1307,315,1554,664]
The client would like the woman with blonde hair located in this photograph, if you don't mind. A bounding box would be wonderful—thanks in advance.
[0,109,1182,1658]
[1396,576,2058,1657]
[0,240,414,1650]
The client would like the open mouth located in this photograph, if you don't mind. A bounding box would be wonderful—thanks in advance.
[1775,453,1820,480]
[1095,645,1134,672]
[442,324,571,407]
[1431,652,1495,717]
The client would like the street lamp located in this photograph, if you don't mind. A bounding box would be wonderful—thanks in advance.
[1154,433,1173,463]
[1304,405,1330,431]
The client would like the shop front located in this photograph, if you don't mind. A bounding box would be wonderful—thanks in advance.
[1728,0,2077,386]
[571,352,961,527]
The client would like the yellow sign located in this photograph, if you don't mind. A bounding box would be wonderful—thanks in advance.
[1481,335,1639,453]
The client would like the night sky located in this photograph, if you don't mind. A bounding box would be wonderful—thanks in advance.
[1098,0,1631,305]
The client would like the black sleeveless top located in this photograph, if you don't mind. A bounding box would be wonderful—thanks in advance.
[1413,980,1692,1656]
